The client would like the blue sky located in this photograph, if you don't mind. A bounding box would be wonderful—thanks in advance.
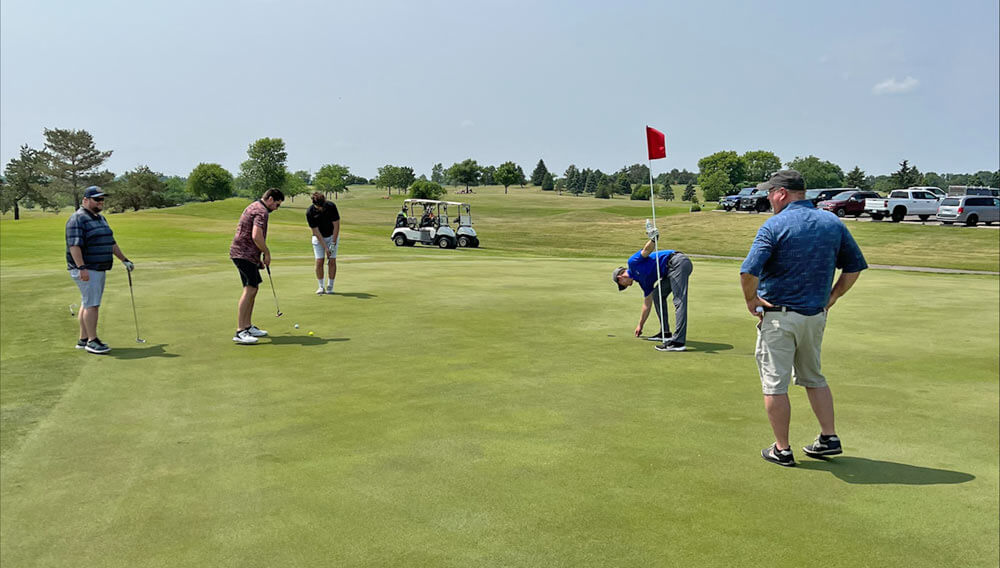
[2,0,998,180]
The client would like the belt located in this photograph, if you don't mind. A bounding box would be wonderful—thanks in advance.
[762,306,820,316]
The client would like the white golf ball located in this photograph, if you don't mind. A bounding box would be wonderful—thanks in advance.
[294,323,300,328]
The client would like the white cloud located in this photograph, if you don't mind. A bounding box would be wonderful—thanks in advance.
[872,76,919,95]
[460,119,475,128]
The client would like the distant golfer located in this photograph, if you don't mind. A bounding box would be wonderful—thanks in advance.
[306,192,341,294]
[65,186,134,354]
[230,188,284,344]
[740,170,867,467]
[613,227,693,352]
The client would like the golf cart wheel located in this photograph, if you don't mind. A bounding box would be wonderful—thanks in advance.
[471,237,480,248]
[870,213,884,221]
[918,214,930,221]
[437,237,451,249]
[966,215,978,227]
[891,208,905,222]
[393,234,407,247]
[447,237,458,249]
[835,208,846,217]
[457,235,471,247]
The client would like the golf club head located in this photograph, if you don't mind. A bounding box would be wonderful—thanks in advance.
[136,338,146,344]
[276,311,283,317]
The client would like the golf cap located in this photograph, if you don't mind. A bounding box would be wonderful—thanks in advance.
[759,170,805,192]
[83,186,107,199]
[613,266,628,291]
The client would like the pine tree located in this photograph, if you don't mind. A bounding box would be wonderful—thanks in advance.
[530,159,549,186]
[41,128,113,209]
[845,166,868,189]
[682,183,696,201]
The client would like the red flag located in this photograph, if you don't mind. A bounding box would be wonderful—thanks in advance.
[646,126,666,160]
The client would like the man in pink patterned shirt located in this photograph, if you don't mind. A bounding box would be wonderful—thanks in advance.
[229,188,284,344]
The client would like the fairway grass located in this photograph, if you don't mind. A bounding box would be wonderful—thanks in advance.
[2,190,998,567]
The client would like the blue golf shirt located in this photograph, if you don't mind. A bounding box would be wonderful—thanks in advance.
[627,249,676,297]
[740,200,867,315]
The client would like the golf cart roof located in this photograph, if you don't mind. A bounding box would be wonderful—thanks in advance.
[441,201,471,208]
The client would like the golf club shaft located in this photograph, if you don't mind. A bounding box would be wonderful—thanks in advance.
[265,265,282,316]
[127,269,142,341]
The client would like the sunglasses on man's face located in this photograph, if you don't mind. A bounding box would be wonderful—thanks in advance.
[91,197,105,202]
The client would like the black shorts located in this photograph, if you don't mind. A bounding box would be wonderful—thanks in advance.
[232,258,262,288]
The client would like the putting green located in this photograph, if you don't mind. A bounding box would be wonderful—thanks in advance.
[1,190,997,567]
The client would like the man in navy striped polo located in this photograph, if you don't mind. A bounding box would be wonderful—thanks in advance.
[66,186,134,354]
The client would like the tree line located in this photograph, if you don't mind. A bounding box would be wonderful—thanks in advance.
[4,128,998,219]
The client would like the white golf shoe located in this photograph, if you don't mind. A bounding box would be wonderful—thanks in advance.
[315,286,325,295]
[247,325,268,337]
[233,329,258,344]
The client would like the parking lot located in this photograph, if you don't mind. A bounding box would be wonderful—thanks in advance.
[717,209,1000,229]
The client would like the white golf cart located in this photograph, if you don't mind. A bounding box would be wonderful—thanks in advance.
[390,199,458,249]
[443,201,479,248]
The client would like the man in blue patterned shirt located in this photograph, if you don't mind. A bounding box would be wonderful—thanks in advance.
[740,171,868,467]
[66,186,134,354]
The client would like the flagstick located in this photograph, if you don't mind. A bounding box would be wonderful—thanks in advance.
[647,158,668,344]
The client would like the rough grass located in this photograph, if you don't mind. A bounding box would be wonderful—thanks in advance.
[1,187,998,567]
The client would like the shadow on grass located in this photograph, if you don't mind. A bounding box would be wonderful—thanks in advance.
[331,292,376,299]
[267,335,350,346]
[797,456,975,485]
[684,340,733,354]
[106,344,180,359]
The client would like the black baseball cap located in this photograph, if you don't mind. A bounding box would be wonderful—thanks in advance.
[759,170,805,192]
[83,186,107,199]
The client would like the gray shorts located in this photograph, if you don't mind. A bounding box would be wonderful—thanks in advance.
[755,310,828,395]
[70,268,107,308]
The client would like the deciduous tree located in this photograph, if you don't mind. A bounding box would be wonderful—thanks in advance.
[787,155,845,189]
[698,151,746,189]
[314,164,350,199]
[699,170,730,202]
[449,159,481,193]
[431,163,445,184]
[1,145,51,219]
[239,138,288,198]
[408,179,446,200]
[187,163,234,201]
[110,166,167,212]
[742,150,782,182]
[494,161,519,194]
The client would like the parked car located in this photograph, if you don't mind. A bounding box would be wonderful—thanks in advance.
[817,190,883,217]
[864,189,940,222]
[936,196,1000,226]
[916,186,947,198]
[738,189,770,213]
[947,186,1000,197]
[720,187,755,211]
[806,188,846,206]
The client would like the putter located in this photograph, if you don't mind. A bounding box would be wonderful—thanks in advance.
[265,265,283,317]
[69,303,76,317]
[126,269,146,343]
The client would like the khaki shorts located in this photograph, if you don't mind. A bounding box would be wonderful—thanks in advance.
[755,310,828,395]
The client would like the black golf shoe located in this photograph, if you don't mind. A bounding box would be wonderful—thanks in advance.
[75,338,88,349]
[654,341,686,352]
[761,443,795,467]
[803,434,843,458]
[85,338,111,354]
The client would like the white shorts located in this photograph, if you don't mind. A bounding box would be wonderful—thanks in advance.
[312,235,338,259]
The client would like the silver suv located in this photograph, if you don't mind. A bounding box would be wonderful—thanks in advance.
[936,196,1000,226]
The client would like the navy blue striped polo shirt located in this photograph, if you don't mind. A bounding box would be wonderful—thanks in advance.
[66,207,117,271]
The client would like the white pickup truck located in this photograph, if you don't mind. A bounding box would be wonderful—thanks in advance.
[864,188,941,222]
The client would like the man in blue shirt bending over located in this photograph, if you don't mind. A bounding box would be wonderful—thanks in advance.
[613,226,693,352]
[740,170,868,467]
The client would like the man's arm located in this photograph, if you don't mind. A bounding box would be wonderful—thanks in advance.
[311,227,325,241]
[639,239,656,258]
[252,224,270,266]
[111,244,133,271]
[635,294,653,336]
[69,245,89,281]
[826,271,861,310]
[740,273,774,318]
[331,220,340,244]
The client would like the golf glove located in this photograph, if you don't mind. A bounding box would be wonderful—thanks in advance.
[646,227,659,240]
[123,260,135,272]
